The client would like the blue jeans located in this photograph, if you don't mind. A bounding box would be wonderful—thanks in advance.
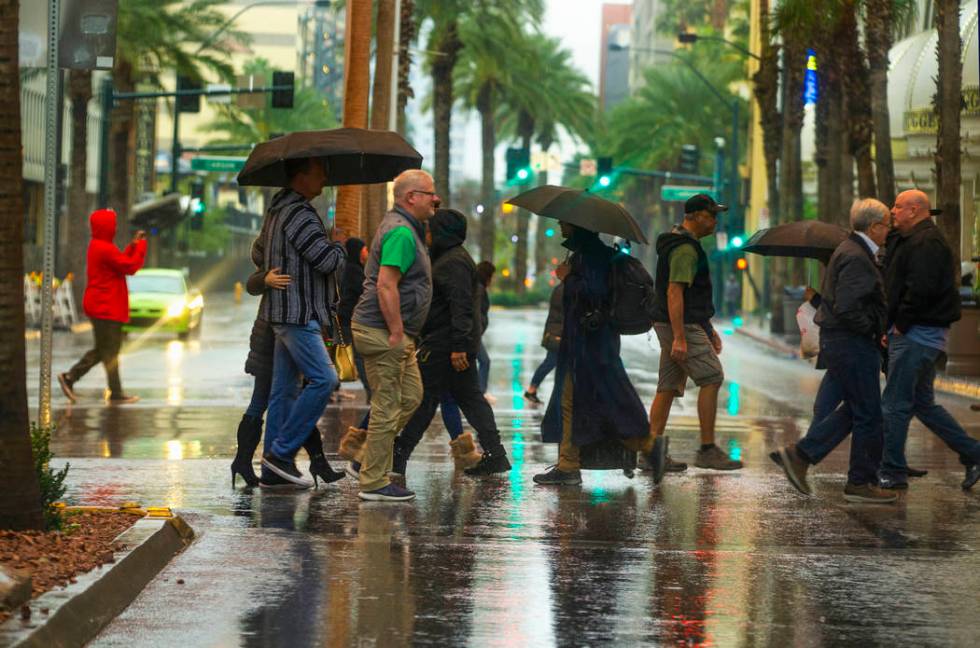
[439,394,464,439]
[265,321,338,460]
[477,343,490,393]
[881,334,980,478]
[530,349,558,388]
[796,332,883,485]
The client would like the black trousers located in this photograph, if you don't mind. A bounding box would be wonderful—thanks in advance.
[66,318,124,397]
[396,350,505,459]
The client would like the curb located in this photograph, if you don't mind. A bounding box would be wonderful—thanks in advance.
[24,322,90,342]
[734,327,980,401]
[0,509,194,648]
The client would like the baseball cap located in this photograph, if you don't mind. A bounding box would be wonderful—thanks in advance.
[684,193,728,214]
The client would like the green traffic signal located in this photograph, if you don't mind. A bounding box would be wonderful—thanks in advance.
[516,168,530,181]
[598,175,612,187]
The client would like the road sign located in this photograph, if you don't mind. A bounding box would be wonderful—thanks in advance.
[206,83,232,104]
[190,156,246,173]
[661,185,712,202]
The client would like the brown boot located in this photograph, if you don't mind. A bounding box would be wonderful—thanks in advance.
[449,431,483,469]
[338,426,367,461]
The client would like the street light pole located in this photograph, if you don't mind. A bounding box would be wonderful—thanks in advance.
[676,32,760,62]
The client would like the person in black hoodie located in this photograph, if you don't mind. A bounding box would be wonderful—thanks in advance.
[878,189,980,491]
[337,237,373,424]
[392,208,511,477]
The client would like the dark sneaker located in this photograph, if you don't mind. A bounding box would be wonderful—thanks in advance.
[464,453,512,476]
[878,473,909,490]
[774,445,811,495]
[108,394,140,405]
[260,470,310,490]
[696,444,743,471]
[665,455,688,473]
[523,390,543,404]
[907,466,928,478]
[647,436,668,485]
[358,483,416,502]
[262,454,313,488]
[57,373,76,402]
[963,464,980,490]
[345,461,361,480]
[532,465,582,485]
[844,482,898,504]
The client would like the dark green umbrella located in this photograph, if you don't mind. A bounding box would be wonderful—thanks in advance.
[506,185,648,244]
[236,127,422,187]
[743,220,848,264]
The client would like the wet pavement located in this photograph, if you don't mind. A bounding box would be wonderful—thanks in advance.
[26,295,980,647]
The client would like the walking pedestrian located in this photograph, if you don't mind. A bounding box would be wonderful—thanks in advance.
[524,277,565,405]
[338,237,374,422]
[349,169,436,502]
[392,208,512,479]
[878,189,980,491]
[533,222,665,486]
[259,157,346,488]
[648,194,743,473]
[723,274,741,317]
[771,199,896,503]
[475,261,495,396]
[58,209,146,404]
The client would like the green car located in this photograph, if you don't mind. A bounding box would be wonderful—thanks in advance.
[124,269,204,340]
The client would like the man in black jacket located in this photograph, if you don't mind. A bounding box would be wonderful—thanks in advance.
[392,209,511,477]
[772,199,896,503]
[879,190,980,490]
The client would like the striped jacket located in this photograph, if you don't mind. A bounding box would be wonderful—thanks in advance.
[258,189,346,327]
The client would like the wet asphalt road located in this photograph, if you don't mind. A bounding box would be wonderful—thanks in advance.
[26,294,980,647]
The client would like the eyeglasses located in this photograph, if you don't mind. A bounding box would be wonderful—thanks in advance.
[410,190,438,198]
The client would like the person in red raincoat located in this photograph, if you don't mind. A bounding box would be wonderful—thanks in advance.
[58,209,147,404]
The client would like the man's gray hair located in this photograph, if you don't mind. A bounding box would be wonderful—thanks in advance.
[850,198,888,232]
[393,169,433,200]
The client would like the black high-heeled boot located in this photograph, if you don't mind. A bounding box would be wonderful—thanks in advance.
[231,415,262,487]
[304,428,344,488]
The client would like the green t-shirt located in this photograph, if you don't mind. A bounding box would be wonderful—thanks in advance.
[668,243,699,285]
[380,225,417,274]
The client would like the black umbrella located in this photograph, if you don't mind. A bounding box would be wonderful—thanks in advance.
[743,220,848,264]
[506,185,648,244]
[236,127,423,187]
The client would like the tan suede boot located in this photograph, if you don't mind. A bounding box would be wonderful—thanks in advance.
[338,426,367,460]
[449,431,483,469]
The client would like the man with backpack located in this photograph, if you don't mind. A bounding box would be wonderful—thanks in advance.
[649,194,743,472]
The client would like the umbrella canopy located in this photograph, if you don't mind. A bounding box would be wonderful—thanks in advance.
[506,185,648,244]
[236,127,423,187]
[743,220,849,264]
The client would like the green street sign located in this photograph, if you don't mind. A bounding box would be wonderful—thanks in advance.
[661,185,713,202]
[190,156,246,173]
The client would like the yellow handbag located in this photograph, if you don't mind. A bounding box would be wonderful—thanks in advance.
[327,280,358,382]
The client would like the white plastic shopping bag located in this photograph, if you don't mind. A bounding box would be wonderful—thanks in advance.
[797,301,820,358]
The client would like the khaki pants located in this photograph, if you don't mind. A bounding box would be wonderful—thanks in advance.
[352,323,424,492]
[557,372,655,472]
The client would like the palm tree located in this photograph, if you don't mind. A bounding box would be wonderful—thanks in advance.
[335,0,372,239]
[396,0,417,136]
[0,0,44,531]
[364,0,398,243]
[934,0,962,268]
[67,70,93,307]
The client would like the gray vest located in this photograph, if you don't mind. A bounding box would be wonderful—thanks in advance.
[352,208,432,337]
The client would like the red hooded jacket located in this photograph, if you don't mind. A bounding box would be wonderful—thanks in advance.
[82,209,147,323]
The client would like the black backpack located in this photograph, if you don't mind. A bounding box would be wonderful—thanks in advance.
[607,249,656,335]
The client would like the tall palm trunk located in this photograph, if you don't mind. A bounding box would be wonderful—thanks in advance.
[67,69,92,307]
[865,0,896,206]
[840,0,875,200]
[108,60,134,243]
[935,0,962,268]
[477,84,496,263]
[431,21,462,203]
[396,0,416,136]
[513,111,535,294]
[336,0,372,239]
[364,0,397,244]
[0,0,44,531]
[534,134,555,279]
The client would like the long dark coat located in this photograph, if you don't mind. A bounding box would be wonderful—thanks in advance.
[540,230,649,446]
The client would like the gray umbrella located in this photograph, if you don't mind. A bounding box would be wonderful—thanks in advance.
[743,220,849,264]
[236,127,422,187]
[506,185,648,244]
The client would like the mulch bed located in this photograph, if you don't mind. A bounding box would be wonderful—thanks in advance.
[0,510,138,623]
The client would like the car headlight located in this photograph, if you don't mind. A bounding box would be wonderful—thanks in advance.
[166,301,187,318]
[187,295,204,310]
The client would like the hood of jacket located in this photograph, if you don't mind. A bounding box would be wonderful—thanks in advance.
[430,208,467,259]
[90,209,117,242]
[344,237,366,266]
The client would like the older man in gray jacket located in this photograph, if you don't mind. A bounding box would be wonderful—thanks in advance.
[772,199,896,503]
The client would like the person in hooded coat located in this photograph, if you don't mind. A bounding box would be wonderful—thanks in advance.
[533,222,664,486]
[391,208,511,478]
[58,209,146,404]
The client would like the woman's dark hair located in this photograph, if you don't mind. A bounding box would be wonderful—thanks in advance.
[476,261,496,287]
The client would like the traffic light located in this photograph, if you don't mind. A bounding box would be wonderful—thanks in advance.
[505,147,531,183]
[272,71,295,109]
[731,235,744,249]
[679,144,700,174]
[177,75,202,113]
[597,156,613,187]
[189,179,206,230]
[734,257,748,272]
